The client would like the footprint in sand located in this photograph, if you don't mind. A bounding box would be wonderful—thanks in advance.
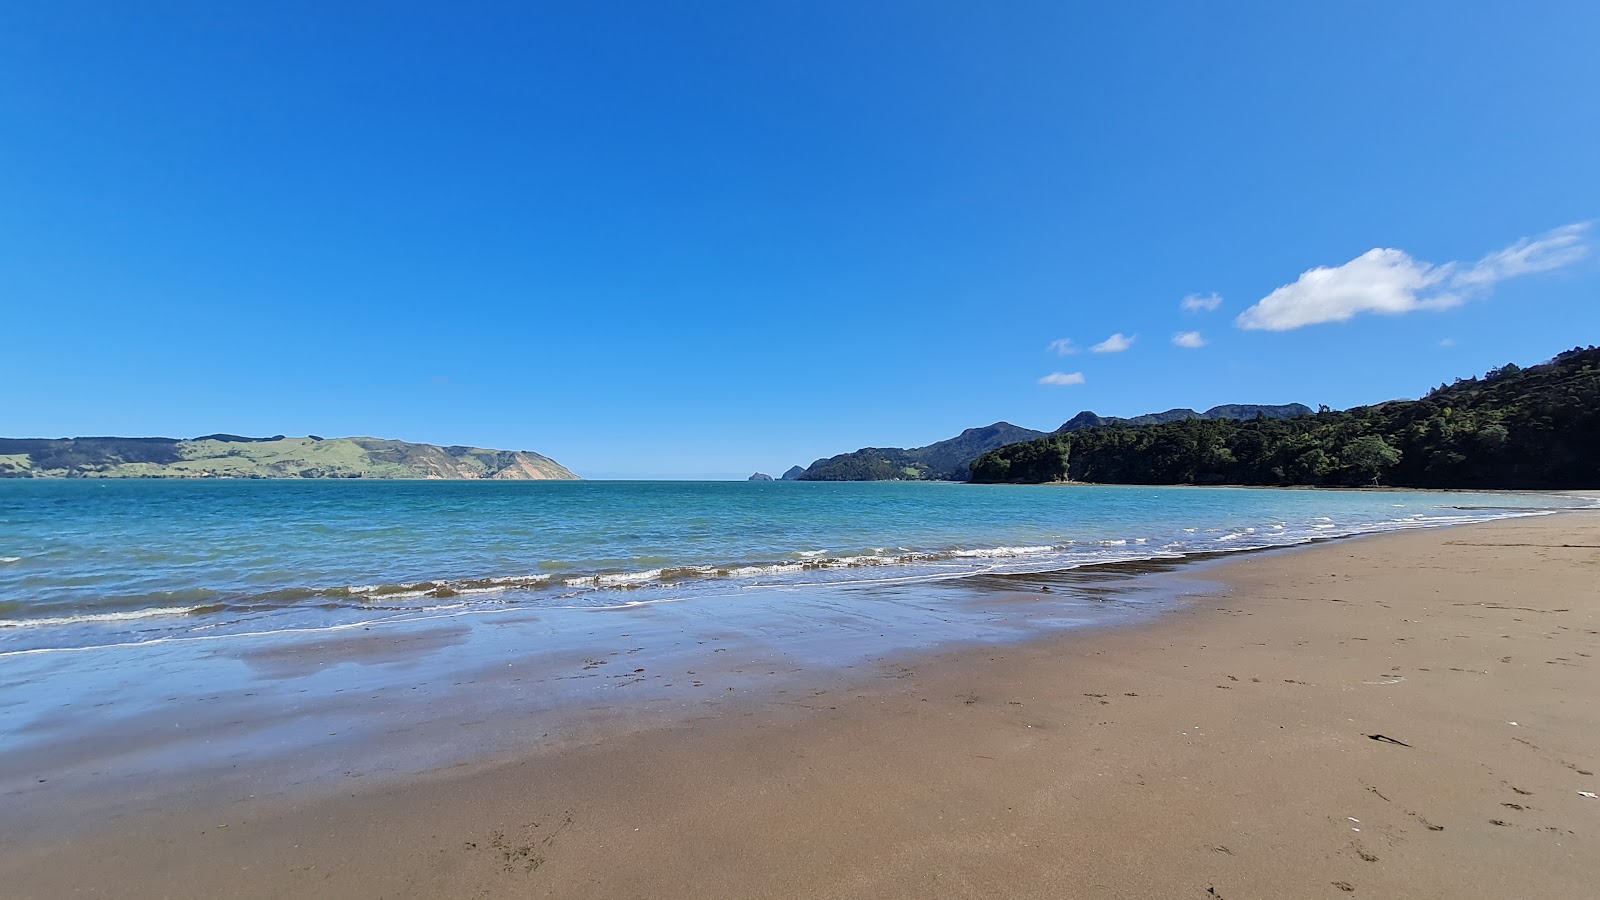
[1405,810,1445,831]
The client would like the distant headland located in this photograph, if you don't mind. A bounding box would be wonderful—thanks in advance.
[0,435,578,480]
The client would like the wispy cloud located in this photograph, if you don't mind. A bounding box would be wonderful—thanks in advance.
[1236,222,1592,331]
[1038,371,1086,386]
[1181,292,1223,313]
[1091,333,1135,353]
[1452,222,1590,288]
[1047,338,1079,355]
[1172,331,1206,348]
[1439,337,1458,347]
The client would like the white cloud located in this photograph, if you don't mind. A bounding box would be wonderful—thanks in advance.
[1236,222,1592,332]
[1172,331,1206,348]
[1181,292,1223,313]
[1091,333,1135,353]
[1235,248,1453,331]
[1439,337,1457,347]
[1453,222,1590,288]
[1038,371,1086,386]
[1047,338,1079,355]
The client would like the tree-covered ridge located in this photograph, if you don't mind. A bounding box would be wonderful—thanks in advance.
[971,346,1600,488]
[797,422,1050,482]
[795,405,1317,482]
[0,435,579,480]
[1057,403,1313,432]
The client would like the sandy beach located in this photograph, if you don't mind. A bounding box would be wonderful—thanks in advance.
[5,511,1598,898]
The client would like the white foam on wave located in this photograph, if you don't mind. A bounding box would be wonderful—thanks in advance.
[0,556,21,564]
[361,588,434,601]
[949,545,1056,559]
[724,562,811,577]
[566,568,667,587]
[452,584,514,596]
[795,550,829,558]
[485,575,552,587]
[1,606,208,629]
[831,554,895,566]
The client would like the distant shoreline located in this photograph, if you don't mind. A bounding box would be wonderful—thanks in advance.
[0,434,578,480]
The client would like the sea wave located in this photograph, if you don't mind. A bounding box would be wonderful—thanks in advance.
[0,605,216,629]
[949,545,1057,558]
[0,506,1567,639]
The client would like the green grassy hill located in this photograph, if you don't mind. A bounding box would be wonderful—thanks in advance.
[0,435,579,480]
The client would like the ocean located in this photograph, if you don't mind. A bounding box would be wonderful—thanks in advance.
[1,479,1591,830]
[1,479,1586,656]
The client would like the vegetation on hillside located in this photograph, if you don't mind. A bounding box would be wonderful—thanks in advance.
[1056,403,1313,432]
[795,406,1315,482]
[971,346,1600,488]
[0,435,579,480]
[797,422,1049,481]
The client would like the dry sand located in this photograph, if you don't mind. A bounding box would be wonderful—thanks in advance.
[4,512,1598,899]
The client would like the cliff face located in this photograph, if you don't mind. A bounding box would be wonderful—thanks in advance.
[0,435,579,480]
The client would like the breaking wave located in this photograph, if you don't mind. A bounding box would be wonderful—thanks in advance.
[1,507,1564,638]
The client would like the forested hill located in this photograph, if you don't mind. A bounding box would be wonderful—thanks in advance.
[1057,404,1313,432]
[0,435,579,480]
[971,346,1600,488]
[793,405,1317,482]
[797,422,1049,482]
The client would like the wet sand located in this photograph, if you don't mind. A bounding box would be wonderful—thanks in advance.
[4,512,1598,898]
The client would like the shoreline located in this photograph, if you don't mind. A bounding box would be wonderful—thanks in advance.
[4,511,1598,897]
[6,486,1585,654]
[1035,480,1600,493]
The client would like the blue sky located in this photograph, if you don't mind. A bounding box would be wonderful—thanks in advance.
[2,3,1596,478]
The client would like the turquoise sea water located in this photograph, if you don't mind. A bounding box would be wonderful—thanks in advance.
[1,479,1594,834]
[0,480,1587,656]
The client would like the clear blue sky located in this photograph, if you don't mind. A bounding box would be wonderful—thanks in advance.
[3,2,1596,478]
